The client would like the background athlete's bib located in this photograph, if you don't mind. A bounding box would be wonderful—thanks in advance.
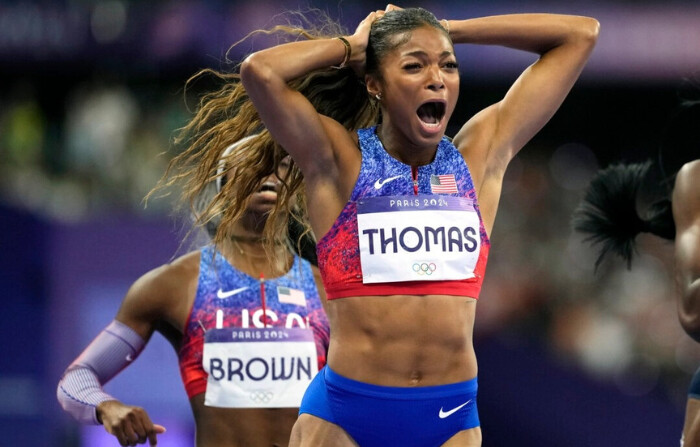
[203,327,318,408]
[357,195,481,283]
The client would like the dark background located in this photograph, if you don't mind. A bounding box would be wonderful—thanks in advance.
[1,1,699,445]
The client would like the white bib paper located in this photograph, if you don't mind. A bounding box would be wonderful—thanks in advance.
[203,327,318,408]
[357,195,481,283]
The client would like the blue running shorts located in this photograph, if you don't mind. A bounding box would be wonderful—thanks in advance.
[299,366,479,446]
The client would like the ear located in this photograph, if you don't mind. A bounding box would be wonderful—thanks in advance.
[365,74,381,98]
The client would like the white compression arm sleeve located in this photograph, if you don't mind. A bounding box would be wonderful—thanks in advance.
[57,320,146,424]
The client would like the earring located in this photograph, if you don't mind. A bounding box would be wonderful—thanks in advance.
[375,93,382,101]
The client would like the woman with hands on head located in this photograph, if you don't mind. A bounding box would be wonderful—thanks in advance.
[240,5,598,446]
[57,135,330,447]
[182,4,597,446]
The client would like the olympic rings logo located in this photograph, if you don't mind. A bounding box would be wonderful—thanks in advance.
[249,390,274,403]
[412,262,437,275]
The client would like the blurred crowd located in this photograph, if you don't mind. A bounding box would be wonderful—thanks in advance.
[0,78,187,221]
[477,146,697,409]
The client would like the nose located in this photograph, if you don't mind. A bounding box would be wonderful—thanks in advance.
[264,172,282,185]
[426,65,445,91]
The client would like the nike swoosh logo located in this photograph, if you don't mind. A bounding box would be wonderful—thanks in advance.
[216,287,249,299]
[374,175,401,189]
[438,399,472,419]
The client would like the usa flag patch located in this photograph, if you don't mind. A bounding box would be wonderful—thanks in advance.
[277,286,306,307]
[430,174,458,194]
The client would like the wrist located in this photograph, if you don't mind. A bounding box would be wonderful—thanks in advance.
[346,35,366,59]
[331,36,351,69]
[95,399,118,424]
[440,19,450,34]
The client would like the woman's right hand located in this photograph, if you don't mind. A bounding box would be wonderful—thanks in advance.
[97,400,166,446]
[348,10,384,75]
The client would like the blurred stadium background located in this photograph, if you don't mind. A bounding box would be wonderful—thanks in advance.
[1,1,699,445]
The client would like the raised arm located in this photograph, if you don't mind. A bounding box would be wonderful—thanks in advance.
[239,12,380,179]
[451,14,599,228]
[674,160,700,341]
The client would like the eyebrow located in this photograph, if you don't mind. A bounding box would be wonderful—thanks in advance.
[402,50,454,59]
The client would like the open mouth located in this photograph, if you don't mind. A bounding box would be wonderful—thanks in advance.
[416,101,446,127]
[258,182,278,194]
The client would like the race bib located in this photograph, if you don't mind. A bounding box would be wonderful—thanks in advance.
[203,327,318,408]
[357,195,481,283]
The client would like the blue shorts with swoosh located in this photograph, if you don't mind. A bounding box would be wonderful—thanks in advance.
[299,366,479,446]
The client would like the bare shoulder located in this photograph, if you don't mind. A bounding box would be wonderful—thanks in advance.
[133,251,200,300]
[115,250,201,333]
[675,160,700,193]
[673,160,700,227]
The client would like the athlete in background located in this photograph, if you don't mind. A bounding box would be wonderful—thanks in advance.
[57,136,329,447]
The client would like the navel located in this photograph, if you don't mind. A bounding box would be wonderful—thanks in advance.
[409,370,423,385]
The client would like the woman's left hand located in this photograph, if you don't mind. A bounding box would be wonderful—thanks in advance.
[347,9,385,75]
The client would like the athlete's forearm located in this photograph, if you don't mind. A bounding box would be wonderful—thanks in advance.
[242,37,354,88]
[57,365,117,424]
[56,320,146,424]
[446,14,599,55]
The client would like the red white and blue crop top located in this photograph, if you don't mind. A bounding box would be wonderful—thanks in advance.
[178,246,330,399]
[316,127,491,300]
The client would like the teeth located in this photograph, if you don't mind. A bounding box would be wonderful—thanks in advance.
[417,101,445,127]
[419,118,441,128]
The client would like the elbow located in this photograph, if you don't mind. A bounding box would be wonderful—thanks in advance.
[56,379,65,409]
[680,285,700,342]
[56,374,74,415]
[575,17,600,45]
[239,53,275,92]
[586,18,601,44]
[56,368,75,412]
[680,319,700,343]
[584,17,601,38]
[680,309,700,343]
[543,16,599,56]
[239,53,258,85]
